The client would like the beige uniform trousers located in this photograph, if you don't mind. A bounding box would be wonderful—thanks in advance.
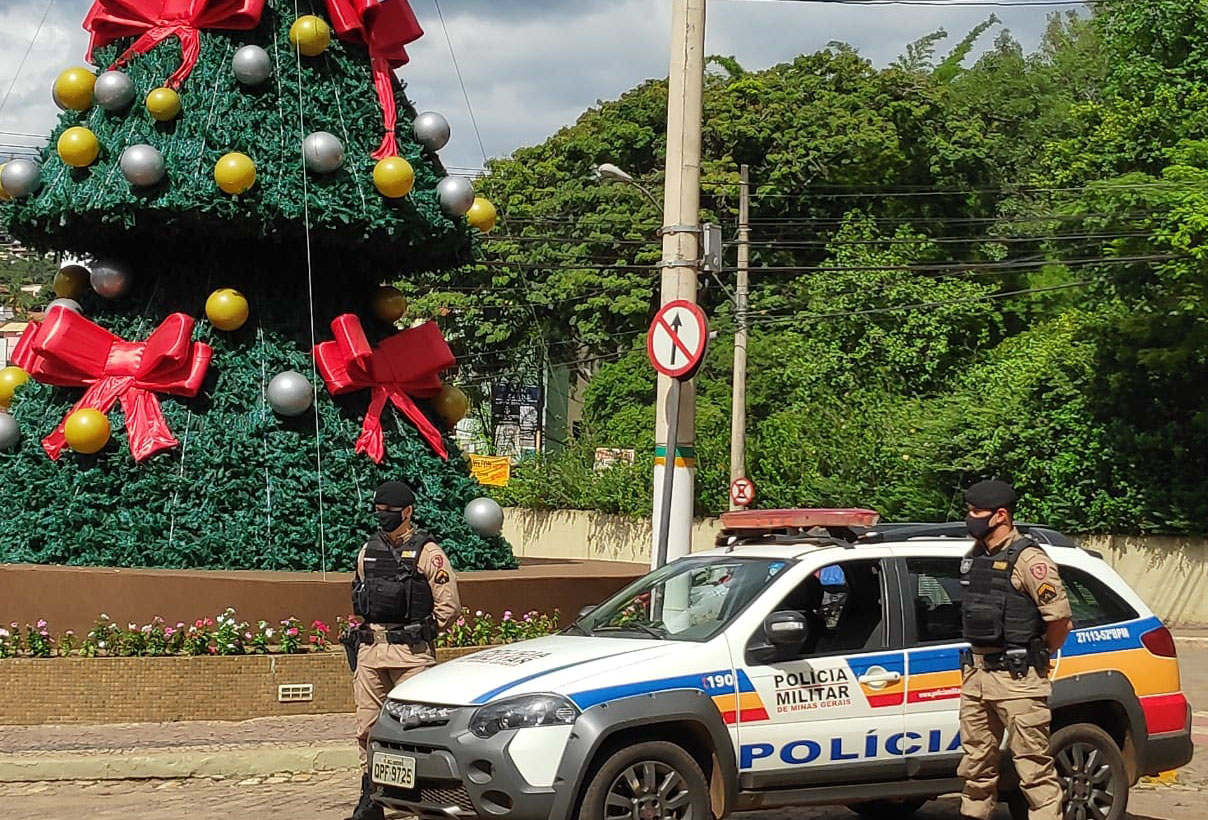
[354,640,436,766]
[958,665,1062,820]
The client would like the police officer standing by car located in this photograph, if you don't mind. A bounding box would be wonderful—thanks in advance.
[343,480,462,820]
[958,479,1073,820]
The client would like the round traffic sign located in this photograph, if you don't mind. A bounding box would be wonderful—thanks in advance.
[730,477,756,507]
[647,299,708,379]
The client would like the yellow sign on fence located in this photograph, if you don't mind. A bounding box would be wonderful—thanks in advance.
[469,454,511,487]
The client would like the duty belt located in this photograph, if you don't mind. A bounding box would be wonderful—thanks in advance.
[960,643,1049,679]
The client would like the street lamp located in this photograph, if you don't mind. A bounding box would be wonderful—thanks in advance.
[595,163,664,214]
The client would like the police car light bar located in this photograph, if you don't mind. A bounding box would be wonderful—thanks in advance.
[719,508,881,531]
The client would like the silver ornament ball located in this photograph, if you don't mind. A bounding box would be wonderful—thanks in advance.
[90,260,132,299]
[0,412,19,452]
[120,144,166,187]
[47,298,82,314]
[436,176,475,217]
[412,111,450,152]
[232,45,272,86]
[464,496,504,538]
[94,71,135,111]
[303,131,344,174]
[267,370,314,417]
[1,159,41,199]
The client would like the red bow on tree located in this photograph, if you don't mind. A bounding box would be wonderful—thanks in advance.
[83,0,424,158]
[312,314,454,463]
[11,306,212,462]
[84,0,267,89]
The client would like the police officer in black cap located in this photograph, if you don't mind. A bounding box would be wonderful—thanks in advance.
[957,480,1073,820]
[344,480,462,820]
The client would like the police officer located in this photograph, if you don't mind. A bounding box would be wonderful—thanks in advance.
[345,480,462,820]
[957,480,1073,820]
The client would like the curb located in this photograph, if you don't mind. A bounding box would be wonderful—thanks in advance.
[0,743,359,782]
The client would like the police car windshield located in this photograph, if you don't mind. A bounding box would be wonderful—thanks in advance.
[573,557,791,642]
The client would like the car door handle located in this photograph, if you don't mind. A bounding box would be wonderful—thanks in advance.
[858,671,902,684]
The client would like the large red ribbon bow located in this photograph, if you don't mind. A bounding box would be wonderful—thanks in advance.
[312,314,453,463]
[12,306,212,462]
[83,0,423,158]
[84,0,267,89]
[325,0,424,159]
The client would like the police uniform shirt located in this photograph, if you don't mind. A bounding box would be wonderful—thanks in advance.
[356,537,463,644]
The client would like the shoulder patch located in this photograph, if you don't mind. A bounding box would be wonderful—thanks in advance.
[1037,582,1057,604]
[434,569,450,585]
[431,554,444,570]
[1030,562,1048,581]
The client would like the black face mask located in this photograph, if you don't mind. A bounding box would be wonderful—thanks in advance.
[965,513,994,540]
[375,509,404,532]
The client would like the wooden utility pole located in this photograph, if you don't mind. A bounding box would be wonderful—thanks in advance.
[729,164,750,509]
[651,0,706,567]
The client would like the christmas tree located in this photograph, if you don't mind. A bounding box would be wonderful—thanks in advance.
[0,0,514,572]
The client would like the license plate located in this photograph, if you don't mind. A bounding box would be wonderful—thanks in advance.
[371,752,416,788]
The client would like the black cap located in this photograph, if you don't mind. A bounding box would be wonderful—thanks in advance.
[964,479,1017,512]
[374,480,415,509]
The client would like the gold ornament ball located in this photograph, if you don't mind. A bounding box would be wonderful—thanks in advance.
[466,197,498,233]
[64,408,110,455]
[214,152,257,195]
[0,163,9,202]
[290,15,331,56]
[371,286,408,323]
[205,288,250,331]
[57,126,100,168]
[54,265,90,299]
[53,68,96,111]
[0,366,29,408]
[373,156,415,198]
[434,384,469,425]
[145,87,181,121]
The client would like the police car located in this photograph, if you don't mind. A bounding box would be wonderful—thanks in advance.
[366,509,1194,820]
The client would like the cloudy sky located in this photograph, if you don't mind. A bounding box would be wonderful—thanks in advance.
[0,0,1083,172]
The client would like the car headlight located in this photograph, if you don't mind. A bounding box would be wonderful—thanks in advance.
[468,694,579,738]
[383,700,454,727]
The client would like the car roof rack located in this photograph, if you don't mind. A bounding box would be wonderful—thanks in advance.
[858,522,1081,550]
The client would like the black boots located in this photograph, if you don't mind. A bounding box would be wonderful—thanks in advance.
[348,773,386,820]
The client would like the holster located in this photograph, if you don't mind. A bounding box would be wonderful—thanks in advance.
[340,632,360,673]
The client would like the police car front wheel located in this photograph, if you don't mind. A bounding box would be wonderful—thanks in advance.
[578,740,710,820]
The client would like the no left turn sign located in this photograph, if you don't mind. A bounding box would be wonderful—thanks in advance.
[730,477,756,508]
[647,299,708,379]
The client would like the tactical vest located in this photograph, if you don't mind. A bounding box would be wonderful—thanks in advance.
[352,530,436,626]
[960,536,1045,649]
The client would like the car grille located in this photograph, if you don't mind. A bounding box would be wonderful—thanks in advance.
[421,784,475,813]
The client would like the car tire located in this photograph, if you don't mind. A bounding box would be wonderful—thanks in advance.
[846,797,928,818]
[578,740,710,820]
[1051,723,1129,820]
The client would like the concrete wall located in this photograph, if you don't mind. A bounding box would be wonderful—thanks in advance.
[501,508,1208,627]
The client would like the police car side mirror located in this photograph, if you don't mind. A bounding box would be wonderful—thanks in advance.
[765,610,809,646]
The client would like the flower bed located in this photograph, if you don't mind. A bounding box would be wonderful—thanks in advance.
[0,608,560,659]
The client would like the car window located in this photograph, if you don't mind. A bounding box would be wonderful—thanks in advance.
[1061,567,1138,628]
[905,557,966,645]
[764,559,888,657]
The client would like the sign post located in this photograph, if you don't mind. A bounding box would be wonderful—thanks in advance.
[648,299,709,570]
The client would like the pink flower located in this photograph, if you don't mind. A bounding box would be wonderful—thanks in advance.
[176,622,185,629]
[204,618,215,627]
[244,632,253,640]
[36,619,47,628]
[503,610,513,621]
[194,619,204,629]
[65,630,75,637]
[456,617,466,626]
[164,628,176,637]
[287,628,299,637]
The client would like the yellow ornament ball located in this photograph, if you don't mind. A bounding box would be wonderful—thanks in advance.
[433,384,469,425]
[214,152,256,195]
[466,197,498,233]
[64,408,110,455]
[0,366,30,408]
[0,164,9,202]
[57,126,100,168]
[53,67,96,111]
[373,156,415,199]
[371,285,408,323]
[290,15,331,56]
[145,87,181,121]
[54,264,90,299]
[205,288,250,331]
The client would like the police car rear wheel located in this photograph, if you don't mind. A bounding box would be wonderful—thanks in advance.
[846,797,927,818]
[1051,723,1128,820]
[579,741,709,820]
